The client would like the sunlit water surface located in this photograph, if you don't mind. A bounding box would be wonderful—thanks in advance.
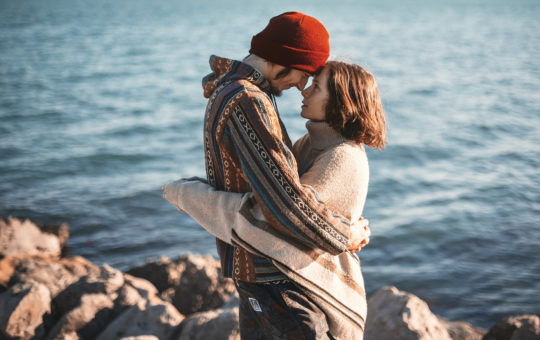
[1,0,539,328]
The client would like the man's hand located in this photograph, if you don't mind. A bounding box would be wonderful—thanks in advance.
[346,217,371,252]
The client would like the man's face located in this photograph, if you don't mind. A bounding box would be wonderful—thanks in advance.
[268,65,311,96]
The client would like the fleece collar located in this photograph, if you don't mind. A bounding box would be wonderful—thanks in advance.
[305,120,348,151]
[202,55,272,98]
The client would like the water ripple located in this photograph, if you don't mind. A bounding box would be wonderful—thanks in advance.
[1,0,539,329]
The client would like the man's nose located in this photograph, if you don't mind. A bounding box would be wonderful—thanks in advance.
[296,77,309,91]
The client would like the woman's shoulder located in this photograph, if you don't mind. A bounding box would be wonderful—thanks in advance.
[307,141,368,183]
[321,141,368,165]
[304,140,369,219]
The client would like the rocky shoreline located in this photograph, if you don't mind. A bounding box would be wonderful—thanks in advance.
[0,217,538,340]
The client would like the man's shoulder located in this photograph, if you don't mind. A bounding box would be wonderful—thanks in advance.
[215,79,273,108]
[218,78,268,96]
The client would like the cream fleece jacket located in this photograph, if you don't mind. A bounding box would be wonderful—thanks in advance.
[293,120,369,223]
[163,121,370,339]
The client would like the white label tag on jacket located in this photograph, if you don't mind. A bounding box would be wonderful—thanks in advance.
[248,297,262,312]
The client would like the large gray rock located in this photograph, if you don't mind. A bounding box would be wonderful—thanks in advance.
[43,265,126,339]
[220,291,239,309]
[170,254,236,315]
[46,263,183,340]
[113,274,165,314]
[483,314,540,340]
[53,264,124,315]
[442,319,486,340]
[176,306,240,340]
[0,255,15,290]
[7,255,100,297]
[0,281,51,340]
[95,298,184,340]
[365,286,484,340]
[38,223,70,256]
[126,256,178,293]
[115,281,145,308]
[0,217,61,258]
[46,292,115,340]
[127,254,235,315]
[123,273,159,300]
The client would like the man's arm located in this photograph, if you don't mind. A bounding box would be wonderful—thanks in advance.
[224,91,350,255]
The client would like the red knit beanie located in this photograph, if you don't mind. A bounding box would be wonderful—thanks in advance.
[250,11,330,74]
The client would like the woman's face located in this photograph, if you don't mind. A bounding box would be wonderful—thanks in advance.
[300,65,330,121]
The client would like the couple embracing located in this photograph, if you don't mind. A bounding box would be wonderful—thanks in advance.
[163,11,386,340]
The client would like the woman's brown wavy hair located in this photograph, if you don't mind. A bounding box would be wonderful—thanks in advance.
[324,61,386,150]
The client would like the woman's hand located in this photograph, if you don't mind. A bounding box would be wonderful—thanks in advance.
[346,217,371,252]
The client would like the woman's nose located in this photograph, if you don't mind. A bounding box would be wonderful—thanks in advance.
[301,86,310,97]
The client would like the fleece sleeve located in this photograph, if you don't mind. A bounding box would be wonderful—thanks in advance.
[163,178,241,244]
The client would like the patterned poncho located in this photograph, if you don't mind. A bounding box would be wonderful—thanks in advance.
[200,55,351,283]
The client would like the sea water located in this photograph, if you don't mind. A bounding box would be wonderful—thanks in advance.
[1,0,539,328]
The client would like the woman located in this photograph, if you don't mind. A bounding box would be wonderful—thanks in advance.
[163,61,386,339]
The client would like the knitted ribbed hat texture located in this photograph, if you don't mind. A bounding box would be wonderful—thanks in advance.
[250,11,330,73]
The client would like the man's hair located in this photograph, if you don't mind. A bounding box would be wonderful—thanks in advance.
[324,61,387,150]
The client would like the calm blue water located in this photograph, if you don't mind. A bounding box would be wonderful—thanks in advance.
[1,0,539,328]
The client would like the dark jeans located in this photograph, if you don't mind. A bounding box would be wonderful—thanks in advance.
[235,280,332,340]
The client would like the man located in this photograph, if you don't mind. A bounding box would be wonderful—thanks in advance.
[197,12,367,339]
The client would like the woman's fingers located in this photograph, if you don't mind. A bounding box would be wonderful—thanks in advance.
[347,222,372,251]
[354,236,371,252]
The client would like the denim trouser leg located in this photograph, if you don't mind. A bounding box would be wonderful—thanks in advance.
[235,280,331,340]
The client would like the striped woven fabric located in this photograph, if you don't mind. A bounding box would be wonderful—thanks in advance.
[162,180,367,339]
[202,55,351,282]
